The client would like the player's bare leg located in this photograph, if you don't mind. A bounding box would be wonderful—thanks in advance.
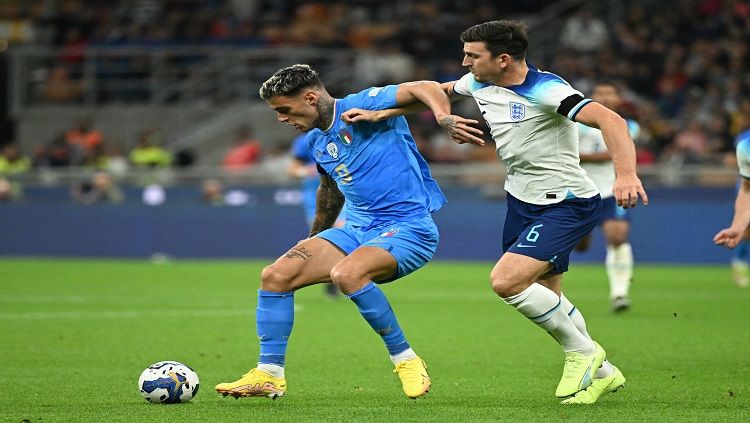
[330,246,430,399]
[215,237,345,399]
[492,253,605,398]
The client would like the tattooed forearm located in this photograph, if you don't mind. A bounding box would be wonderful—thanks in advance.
[284,246,312,260]
[309,176,345,236]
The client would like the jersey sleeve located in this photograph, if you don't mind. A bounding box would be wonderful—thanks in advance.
[452,73,479,97]
[737,139,750,179]
[532,77,592,121]
[290,134,311,162]
[626,119,641,140]
[344,85,399,111]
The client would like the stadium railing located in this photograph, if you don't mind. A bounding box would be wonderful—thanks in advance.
[8,46,359,116]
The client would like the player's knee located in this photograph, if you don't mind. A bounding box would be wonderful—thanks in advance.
[490,268,515,297]
[490,266,535,297]
[330,264,366,293]
[260,265,294,292]
[609,235,628,247]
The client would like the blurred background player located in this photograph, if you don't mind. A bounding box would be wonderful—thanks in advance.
[288,133,345,298]
[714,107,750,288]
[575,81,639,311]
[215,64,482,400]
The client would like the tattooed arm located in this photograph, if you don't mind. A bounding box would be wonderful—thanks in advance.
[309,174,345,237]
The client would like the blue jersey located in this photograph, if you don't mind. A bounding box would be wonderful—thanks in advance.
[291,134,320,220]
[301,85,446,228]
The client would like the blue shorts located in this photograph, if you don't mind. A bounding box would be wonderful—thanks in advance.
[316,214,439,282]
[601,197,630,222]
[503,194,602,274]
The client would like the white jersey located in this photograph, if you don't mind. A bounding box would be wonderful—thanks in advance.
[578,119,640,199]
[453,65,598,205]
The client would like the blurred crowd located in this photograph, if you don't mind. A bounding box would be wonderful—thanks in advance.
[553,2,750,166]
[1,0,750,180]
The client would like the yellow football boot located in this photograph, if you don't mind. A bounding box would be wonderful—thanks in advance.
[555,342,606,398]
[562,365,626,404]
[393,357,431,399]
[215,368,286,399]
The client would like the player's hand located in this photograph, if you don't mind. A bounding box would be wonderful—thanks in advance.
[714,227,743,249]
[437,115,485,146]
[341,108,382,124]
[612,174,648,208]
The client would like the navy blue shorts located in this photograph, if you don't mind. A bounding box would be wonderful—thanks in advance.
[316,214,439,282]
[503,193,602,274]
[601,196,630,222]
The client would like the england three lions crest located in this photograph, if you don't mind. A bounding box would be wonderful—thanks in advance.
[509,102,525,121]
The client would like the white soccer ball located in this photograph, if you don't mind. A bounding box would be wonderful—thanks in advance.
[138,361,200,404]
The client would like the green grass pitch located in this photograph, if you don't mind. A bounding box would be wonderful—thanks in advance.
[1,259,749,422]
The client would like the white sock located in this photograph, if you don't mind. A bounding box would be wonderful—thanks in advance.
[503,283,594,354]
[390,347,418,365]
[257,363,285,378]
[606,243,633,299]
[560,293,615,378]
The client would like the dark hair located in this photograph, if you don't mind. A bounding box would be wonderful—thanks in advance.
[460,20,528,59]
[592,80,621,94]
[259,64,323,100]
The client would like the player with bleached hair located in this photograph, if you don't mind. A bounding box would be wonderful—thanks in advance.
[343,20,648,404]
[215,64,483,400]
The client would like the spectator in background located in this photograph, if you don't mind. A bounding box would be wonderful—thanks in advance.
[88,142,130,176]
[560,8,609,53]
[71,171,124,205]
[41,65,83,103]
[0,177,22,202]
[130,129,172,167]
[65,119,104,163]
[0,144,31,174]
[669,121,711,163]
[201,178,225,206]
[353,38,415,87]
[222,126,261,170]
[33,134,72,168]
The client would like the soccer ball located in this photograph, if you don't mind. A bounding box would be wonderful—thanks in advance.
[138,361,200,404]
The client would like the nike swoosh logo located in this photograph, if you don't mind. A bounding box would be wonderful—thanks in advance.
[478,101,489,105]
[516,243,536,248]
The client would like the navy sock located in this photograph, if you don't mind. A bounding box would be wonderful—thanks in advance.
[347,282,409,355]
[256,290,294,366]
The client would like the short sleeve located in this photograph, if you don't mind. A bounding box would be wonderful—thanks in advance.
[452,73,478,96]
[534,79,592,121]
[737,139,750,179]
[626,119,641,140]
[291,134,312,162]
[344,85,399,111]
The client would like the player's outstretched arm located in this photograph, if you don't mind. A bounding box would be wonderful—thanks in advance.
[714,179,750,249]
[309,174,345,237]
[341,81,484,146]
[576,102,648,208]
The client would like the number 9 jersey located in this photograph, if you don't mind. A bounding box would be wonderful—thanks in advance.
[301,85,447,228]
